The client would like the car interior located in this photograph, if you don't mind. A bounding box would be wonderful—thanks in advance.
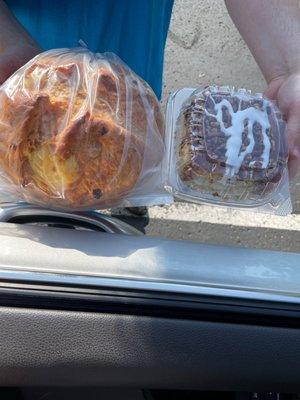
[0,203,299,399]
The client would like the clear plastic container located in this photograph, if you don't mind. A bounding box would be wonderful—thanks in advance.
[165,86,292,215]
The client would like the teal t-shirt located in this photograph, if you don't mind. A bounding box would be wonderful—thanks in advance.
[5,0,174,98]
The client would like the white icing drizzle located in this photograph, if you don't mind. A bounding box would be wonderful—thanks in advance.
[205,95,271,177]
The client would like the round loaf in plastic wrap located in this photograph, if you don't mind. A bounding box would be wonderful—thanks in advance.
[0,48,165,210]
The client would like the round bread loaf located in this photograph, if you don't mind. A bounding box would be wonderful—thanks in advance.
[0,49,164,209]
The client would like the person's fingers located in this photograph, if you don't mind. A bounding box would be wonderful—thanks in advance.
[0,48,27,85]
[263,75,286,101]
[0,44,41,85]
[288,151,300,178]
[264,73,300,178]
[286,111,300,179]
[0,54,16,84]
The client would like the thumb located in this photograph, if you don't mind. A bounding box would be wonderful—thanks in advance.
[264,75,286,102]
[0,45,40,85]
[0,53,18,85]
[285,111,300,178]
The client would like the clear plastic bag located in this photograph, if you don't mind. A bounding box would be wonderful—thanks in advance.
[0,47,172,210]
[165,86,292,215]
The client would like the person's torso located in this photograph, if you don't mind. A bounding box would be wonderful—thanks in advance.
[5,0,174,98]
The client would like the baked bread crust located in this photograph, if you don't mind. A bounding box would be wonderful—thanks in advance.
[0,49,164,209]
